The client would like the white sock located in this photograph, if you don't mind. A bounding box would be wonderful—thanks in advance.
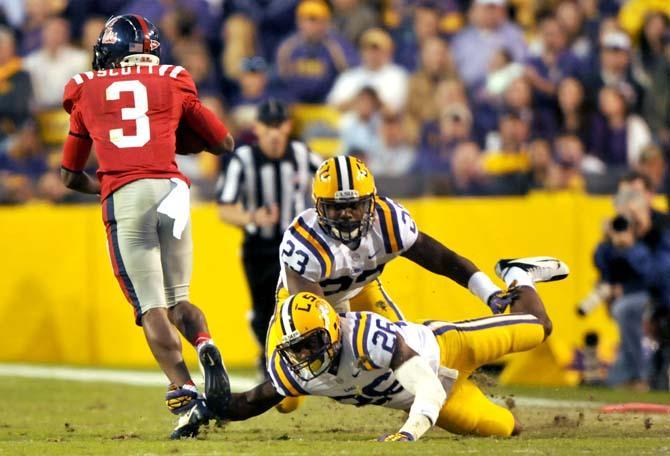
[502,266,535,289]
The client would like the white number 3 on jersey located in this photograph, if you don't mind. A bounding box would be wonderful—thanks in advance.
[105,80,151,148]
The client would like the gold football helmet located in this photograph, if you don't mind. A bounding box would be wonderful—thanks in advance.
[312,156,376,244]
[273,292,341,381]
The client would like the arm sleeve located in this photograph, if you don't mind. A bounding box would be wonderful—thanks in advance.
[217,155,245,204]
[375,196,419,255]
[176,70,230,147]
[350,313,399,371]
[182,99,230,147]
[617,242,655,285]
[62,77,82,114]
[594,241,612,282]
[61,106,92,172]
[279,223,324,283]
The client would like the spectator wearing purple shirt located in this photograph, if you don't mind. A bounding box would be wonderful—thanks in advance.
[451,0,527,91]
[416,103,473,175]
[525,15,582,119]
[276,0,357,103]
[230,0,299,63]
[392,0,444,72]
[590,86,652,168]
[583,31,645,113]
[556,1,596,64]
[557,77,591,146]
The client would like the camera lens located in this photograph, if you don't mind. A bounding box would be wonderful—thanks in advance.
[611,215,629,232]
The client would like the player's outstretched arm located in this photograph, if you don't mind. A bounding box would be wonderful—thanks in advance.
[60,167,101,195]
[401,232,479,287]
[380,335,453,442]
[225,380,284,421]
[401,232,513,313]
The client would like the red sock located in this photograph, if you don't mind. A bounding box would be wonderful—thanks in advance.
[194,332,211,348]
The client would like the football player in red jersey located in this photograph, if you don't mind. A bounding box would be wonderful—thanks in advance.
[59,15,234,439]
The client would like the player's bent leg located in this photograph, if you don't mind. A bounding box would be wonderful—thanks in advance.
[349,279,405,322]
[435,378,516,437]
[433,314,546,372]
[494,256,570,338]
[508,286,553,338]
[142,307,193,387]
[167,301,210,346]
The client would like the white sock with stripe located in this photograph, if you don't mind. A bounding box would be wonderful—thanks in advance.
[502,267,535,289]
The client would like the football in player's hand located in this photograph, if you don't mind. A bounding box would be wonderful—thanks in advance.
[176,120,208,155]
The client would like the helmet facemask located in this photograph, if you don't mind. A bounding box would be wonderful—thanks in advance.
[278,328,339,381]
[316,194,375,246]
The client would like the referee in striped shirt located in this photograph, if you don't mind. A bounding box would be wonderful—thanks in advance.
[217,99,322,374]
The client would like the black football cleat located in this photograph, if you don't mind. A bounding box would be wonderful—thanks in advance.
[198,343,231,419]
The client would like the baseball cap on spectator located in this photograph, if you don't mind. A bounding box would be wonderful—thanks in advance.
[240,56,268,73]
[601,31,631,51]
[257,99,289,126]
[360,28,393,51]
[475,0,506,5]
[297,0,331,20]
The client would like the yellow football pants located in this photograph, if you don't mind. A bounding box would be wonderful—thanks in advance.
[429,313,546,436]
[275,278,405,322]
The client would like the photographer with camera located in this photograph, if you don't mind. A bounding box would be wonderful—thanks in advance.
[593,188,670,390]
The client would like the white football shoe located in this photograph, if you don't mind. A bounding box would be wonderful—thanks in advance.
[495,256,569,283]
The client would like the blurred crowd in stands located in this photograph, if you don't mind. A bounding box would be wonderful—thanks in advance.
[1,0,670,203]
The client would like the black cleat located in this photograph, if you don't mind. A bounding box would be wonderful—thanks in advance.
[169,398,211,440]
[198,343,231,419]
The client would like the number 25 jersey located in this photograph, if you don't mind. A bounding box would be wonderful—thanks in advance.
[62,65,224,200]
[278,196,419,309]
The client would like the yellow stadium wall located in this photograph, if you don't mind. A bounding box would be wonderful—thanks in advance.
[0,192,634,385]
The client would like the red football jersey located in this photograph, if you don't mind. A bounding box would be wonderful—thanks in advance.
[62,64,227,200]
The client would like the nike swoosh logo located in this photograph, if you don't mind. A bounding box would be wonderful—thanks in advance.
[367,249,381,259]
[352,369,361,378]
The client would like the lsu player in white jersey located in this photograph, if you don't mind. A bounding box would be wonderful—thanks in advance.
[220,256,569,441]
[279,155,516,324]
[275,156,518,411]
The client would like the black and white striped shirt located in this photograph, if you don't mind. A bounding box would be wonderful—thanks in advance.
[217,141,323,241]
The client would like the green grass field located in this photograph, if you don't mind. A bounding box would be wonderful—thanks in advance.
[1,373,670,455]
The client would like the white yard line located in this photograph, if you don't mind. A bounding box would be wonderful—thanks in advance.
[492,396,603,409]
[0,363,602,408]
[0,363,258,391]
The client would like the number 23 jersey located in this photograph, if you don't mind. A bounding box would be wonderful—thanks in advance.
[62,65,223,200]
[266,311,441,410]
[278,196,419,308]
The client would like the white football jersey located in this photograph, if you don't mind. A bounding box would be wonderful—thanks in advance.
[266,312,441,411]
[278,196,419,310]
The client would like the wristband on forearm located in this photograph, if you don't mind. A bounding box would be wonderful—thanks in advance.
[468,271,501,304]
